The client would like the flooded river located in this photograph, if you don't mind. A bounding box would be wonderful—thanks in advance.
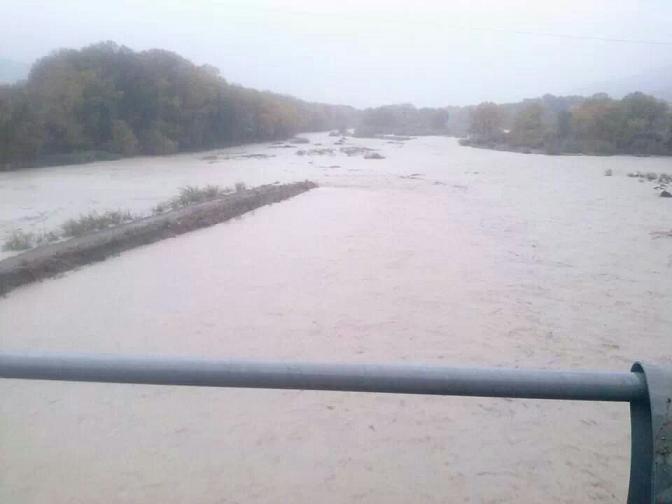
[1,133,671,502]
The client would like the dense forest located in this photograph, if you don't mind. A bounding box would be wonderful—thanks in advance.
[461,92,672,156]
[0,42,356,170]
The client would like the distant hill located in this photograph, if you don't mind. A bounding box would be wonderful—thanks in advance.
[0,58,30,83]
[572,65,672,102]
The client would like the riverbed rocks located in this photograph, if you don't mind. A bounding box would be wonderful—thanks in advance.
[340,146,376,156]
[289,136,310,144]
[296,148,335,156]
[202,153,276,161]
[626,171,672,197]
[379,135,413,141]
[627,171,671,182]
[239,153,275,159]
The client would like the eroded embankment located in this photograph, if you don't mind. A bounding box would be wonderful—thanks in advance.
[0,181,317,296]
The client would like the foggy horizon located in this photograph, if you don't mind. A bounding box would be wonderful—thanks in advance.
[3,0,672,108]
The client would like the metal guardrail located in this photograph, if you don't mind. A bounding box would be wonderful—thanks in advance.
[0,352,670,503]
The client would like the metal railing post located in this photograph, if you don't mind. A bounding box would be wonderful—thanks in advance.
[628,362,672,503]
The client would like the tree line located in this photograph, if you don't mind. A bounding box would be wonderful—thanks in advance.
[3,42,670,169]
[352,93,672,157]
[463,93,672,156]
[354,104,451,137]
[0,42,356,170]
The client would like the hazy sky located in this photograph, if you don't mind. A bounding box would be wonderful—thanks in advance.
[2,0,672,107]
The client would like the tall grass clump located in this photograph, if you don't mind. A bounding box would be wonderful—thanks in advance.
[176,185,228,205]
[2,230,35,251]
[33,231,60,246]
[61,210,135,237]
[2,230,60,252]
[153,184,234,214]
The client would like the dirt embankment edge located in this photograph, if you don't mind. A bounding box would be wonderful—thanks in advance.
[0,181,318,297]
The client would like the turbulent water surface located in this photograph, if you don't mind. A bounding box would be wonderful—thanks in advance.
[1,133,671,503]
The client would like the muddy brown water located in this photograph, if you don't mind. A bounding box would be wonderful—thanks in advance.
[1,134,671,502]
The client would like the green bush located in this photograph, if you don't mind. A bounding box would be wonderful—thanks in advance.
[141,127,178,155]
[581,139,618,156]
[110,120,139,156]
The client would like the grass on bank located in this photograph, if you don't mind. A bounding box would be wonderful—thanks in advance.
[3,183,250,252]
[61,210,136,237]
[153,183,247,214]
[2,230,60,252]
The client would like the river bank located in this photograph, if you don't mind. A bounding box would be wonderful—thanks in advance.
[0,182,316,296]
[459,136,672,158]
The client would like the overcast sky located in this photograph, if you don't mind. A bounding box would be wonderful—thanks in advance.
[2,0,672,107]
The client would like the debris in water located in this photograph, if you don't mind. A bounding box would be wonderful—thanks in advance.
[651,229,672,238]
[289,136,310,144]
[340,146,375,156]
[296,148,335,156]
